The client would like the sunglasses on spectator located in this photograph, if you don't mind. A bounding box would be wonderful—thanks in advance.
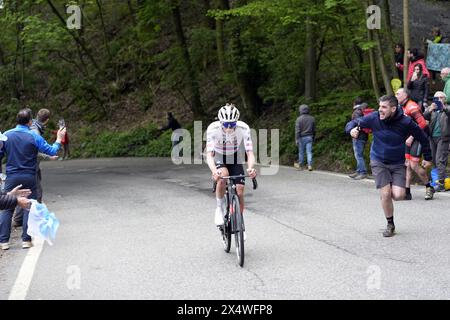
[222,122,237,128]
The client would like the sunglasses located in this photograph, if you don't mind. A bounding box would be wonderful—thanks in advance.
[222,122,237,128]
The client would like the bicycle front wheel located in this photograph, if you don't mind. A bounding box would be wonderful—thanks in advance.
[231,195,244,267]
[222,195,231,253]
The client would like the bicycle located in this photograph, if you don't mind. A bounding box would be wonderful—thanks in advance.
[213,175,257,267]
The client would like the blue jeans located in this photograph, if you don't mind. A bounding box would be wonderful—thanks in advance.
[352,138,367,175]
[298,135,313,166]
[0,174,36,243]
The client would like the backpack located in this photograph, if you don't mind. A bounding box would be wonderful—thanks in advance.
[361,108,375,134]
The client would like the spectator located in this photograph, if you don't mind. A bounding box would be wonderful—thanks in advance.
[0,132,31,231]
[160,112,182,148]
[423,91,450,192]
[0,109,65,250]
[394,43,404,82]
[427,27,443,44]
[294,104,316,171]
[426,27,444,81]
[345,95,432,237]
[399,48,430,82]
[395,88,434,200]
[348,98,373,180]
[441,67,450,104]
[61,130,70,160]
[12,109,58,228]
[407,63,429,112]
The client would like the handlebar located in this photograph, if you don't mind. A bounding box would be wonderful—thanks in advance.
[212,175,258,192]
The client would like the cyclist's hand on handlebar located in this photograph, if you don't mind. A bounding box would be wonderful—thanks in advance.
[212,169,222,181]
[247,168,257,178]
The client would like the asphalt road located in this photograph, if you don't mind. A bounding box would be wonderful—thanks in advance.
[1,157,450,300]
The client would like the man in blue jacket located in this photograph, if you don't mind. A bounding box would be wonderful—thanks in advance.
[0,108,66,250]
[345,95,433,237]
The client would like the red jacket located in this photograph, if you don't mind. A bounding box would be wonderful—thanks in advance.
[51,130,69,145]
[402,100,428,130]
[399,58,430,82]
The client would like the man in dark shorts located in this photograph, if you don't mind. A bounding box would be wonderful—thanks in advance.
[345,95,433,237]
[396,88,434,201]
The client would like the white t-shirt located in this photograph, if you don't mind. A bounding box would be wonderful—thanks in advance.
[206,121,253,156]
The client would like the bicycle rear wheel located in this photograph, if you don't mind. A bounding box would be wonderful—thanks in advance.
[232,195,244,267]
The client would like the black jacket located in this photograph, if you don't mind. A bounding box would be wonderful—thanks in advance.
[0,193,17,210]
[407,76,429,105]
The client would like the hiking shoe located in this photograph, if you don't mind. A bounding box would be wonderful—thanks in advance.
[404,193,412,200]
[382,224,395,237]
[353,174,367,180]
[348,172,359,179]
[434,182,445,192]
[308,165,313,171]
[425,187,435,200]
[22,241,33,249]
[1,243,10,250]
[214,207,224,226]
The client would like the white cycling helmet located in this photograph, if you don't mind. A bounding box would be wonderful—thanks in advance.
[218,103,240,122]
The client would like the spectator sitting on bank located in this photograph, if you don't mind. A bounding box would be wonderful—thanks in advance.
[160,112,182,148]
[294,104,316,171]
[160,112,181,132]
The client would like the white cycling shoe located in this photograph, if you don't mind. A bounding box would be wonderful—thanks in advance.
[215,207,224,226]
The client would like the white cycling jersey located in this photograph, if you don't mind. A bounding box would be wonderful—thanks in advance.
[206,121,253,156]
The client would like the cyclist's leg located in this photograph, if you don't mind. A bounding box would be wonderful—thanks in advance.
[227,163,245,214]
[215,162,229,203]
[409,142,428,184]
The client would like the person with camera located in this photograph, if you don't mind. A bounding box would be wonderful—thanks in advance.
[0,109,65,250]
[423,91,450,192]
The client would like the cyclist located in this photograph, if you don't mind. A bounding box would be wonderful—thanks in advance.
[206,103,257,231]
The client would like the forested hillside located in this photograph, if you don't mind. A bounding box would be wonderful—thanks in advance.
[0,0,449,170]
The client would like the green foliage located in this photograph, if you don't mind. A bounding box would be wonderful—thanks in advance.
[74,123,172,158]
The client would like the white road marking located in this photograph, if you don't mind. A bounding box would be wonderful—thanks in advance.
[8,238,44,300]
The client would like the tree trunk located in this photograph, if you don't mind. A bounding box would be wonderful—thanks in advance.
[95,0,112,61]
[171,1,205,118]
[403,0,410,82]
[215,0,229,73]
[374,29,393,95]
[203,0,215,30]
[304,17,317,102]
[127,0,136,25]
[0,45,5,65]
[368,29,381,100]
[381,0,396,79]
[230,28,262,118]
